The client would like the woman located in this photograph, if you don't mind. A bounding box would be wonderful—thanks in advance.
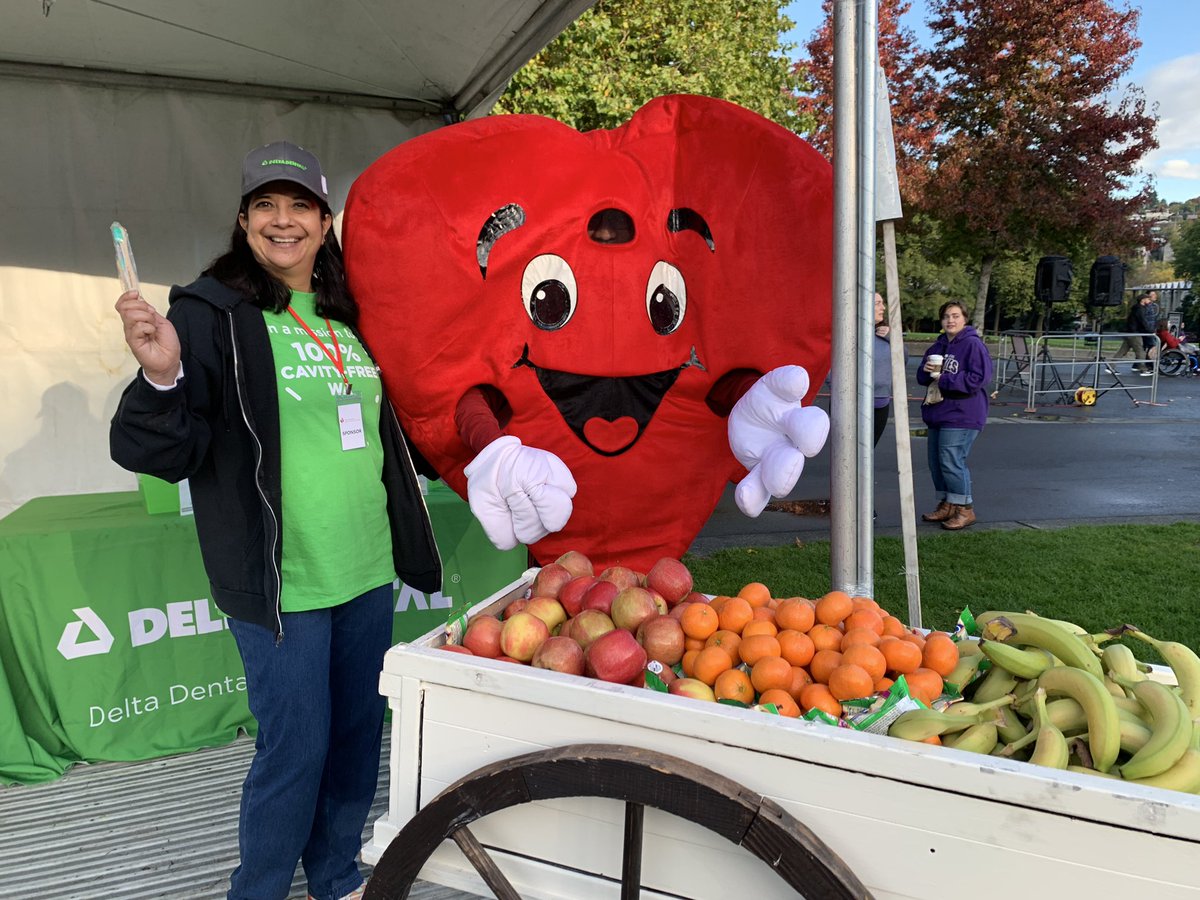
[916,301,993,531]
[872,292,907,447]
[111,141,441,900]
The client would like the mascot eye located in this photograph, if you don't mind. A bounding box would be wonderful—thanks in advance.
[521,254,578,330]
[645,261,687,335]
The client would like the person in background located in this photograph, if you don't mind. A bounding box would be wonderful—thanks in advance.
[872,292,907,447]
[916,301,993,531]
[110,141,441,900]
[1114,294,1155,374]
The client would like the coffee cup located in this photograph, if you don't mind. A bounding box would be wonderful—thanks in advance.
[927,354,944,373]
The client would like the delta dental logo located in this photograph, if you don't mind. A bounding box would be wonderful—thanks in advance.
[57,587,454,659]
[57,608,115,659]
[57,600,229,660]
[261,158,307,170]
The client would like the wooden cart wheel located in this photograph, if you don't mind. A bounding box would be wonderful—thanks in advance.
[364,742,872,900]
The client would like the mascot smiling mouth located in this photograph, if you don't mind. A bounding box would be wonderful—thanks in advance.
[514,344,706,456]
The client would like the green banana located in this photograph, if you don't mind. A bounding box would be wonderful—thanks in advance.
[1102,678,1128,699]
[1127,628,1200,719]
[1028,688,1070,769]
[996,705,1028,744]
[976,611,1104,679]
[945,653,985,693]
[1112,694,1153,723]
[971,664,1020,703]
[944,693,1016,718]
[979,640,1055,680]
[1125,748,1200,794]
[1118,680,1194,780]
[1038,666,1121,773]
[1067,764,1120,780]
[1102,643,1147,684]
[1116,716,1154,756]
[944,722,999,755]
[889,695,1013,742]
[958,639,984,658]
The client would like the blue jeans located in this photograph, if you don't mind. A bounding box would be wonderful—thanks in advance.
[227,583,393,900]
[926,426,979,506]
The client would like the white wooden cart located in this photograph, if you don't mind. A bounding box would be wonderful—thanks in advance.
[362,575,1200,900]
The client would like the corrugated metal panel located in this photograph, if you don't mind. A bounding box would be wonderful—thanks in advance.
[0,735,481,900]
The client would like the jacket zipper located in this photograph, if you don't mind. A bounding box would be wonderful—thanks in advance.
[226,309,284,643]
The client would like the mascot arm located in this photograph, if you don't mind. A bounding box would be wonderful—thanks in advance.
[727,365,829,518]
[457,388,577,550]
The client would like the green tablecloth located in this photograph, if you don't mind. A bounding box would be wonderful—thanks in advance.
[0,486,525,785]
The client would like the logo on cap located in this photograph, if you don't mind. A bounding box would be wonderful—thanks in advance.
[261,158,308,170]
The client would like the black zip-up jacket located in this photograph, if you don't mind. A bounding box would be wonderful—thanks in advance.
[110,275,442,637]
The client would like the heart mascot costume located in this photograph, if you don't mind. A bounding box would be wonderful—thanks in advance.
[342,95,833,572]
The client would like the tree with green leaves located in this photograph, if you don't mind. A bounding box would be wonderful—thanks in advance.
[923,0,1158,329]
[1174,219,1200,284]
[495,0,810,134]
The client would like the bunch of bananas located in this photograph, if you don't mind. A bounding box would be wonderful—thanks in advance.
[887,610,1200,794]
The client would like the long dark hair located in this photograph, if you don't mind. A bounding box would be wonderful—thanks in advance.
[204,196,358,326]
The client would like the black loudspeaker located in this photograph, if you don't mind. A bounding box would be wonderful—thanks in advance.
[1035,255,1073,303]
[1087,255,1125,307]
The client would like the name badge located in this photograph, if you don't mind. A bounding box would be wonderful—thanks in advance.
[336,393,366,451]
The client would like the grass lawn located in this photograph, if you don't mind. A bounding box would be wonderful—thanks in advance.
[684,523,1200,656]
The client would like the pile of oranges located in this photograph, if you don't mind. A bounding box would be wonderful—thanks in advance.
[675,584,959,720]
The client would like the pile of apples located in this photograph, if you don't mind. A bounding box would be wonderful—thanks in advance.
[442,550,960,721]
[442,550,700,687]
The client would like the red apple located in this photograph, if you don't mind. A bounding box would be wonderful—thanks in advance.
[646,590,669,616]
[462,615,503,658]
[531,635,585,676]
[683,591,709,605]
[525,596,568,633]
[584,629,648,684]
[636,615,685,666]
[439,644,474,655]
[570,609,615,651]
[668,678,716,701]
[530,563,573,600]
[555,550,595,579]
[500,611,550,662]
[610,586,659,633]
[646,557,694,606]
[646,660,678,685]
[558,575,597,617]
[581,580,619,616]
[504,597,530,619]
[668,601,695,621]
[598,566,641,591]
[494,655,524,664]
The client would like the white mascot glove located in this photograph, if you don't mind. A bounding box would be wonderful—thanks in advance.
[463,435,577,550]
[728,365,830,518]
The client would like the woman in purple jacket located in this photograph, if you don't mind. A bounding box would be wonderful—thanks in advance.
[916,301,994,530]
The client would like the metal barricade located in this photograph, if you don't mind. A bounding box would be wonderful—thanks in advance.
[992,330,1159,412]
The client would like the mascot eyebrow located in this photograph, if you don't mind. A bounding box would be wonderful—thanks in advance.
[668,207,715,252]
[477,203,526,279]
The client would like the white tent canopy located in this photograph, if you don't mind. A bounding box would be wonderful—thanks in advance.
[0,0,594,517]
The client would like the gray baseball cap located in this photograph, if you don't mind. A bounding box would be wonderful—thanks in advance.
[241,141,328,202]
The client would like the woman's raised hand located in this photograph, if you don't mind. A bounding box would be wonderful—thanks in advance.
[115,290,181,386]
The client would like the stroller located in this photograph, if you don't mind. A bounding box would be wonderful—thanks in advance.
[1158,330,1200,376]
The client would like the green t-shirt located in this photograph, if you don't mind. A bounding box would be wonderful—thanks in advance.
[264,291,395,612]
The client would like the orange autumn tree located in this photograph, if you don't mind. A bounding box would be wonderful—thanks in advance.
[925,0,1157,327]
[793,0,942,209]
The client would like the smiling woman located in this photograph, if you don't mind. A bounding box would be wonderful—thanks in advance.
[109,141,442,900]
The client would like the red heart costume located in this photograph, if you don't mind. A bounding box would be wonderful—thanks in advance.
[343,95,832,572]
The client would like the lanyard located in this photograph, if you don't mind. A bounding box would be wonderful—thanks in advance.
[287,306,351,394]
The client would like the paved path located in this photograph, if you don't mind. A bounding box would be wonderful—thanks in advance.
[689,360,1200,555]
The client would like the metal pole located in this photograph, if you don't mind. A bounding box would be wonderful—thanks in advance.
[830,0,858,592]
[854,0,879,595]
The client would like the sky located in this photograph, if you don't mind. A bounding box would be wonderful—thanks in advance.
[783,1,1200,204]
